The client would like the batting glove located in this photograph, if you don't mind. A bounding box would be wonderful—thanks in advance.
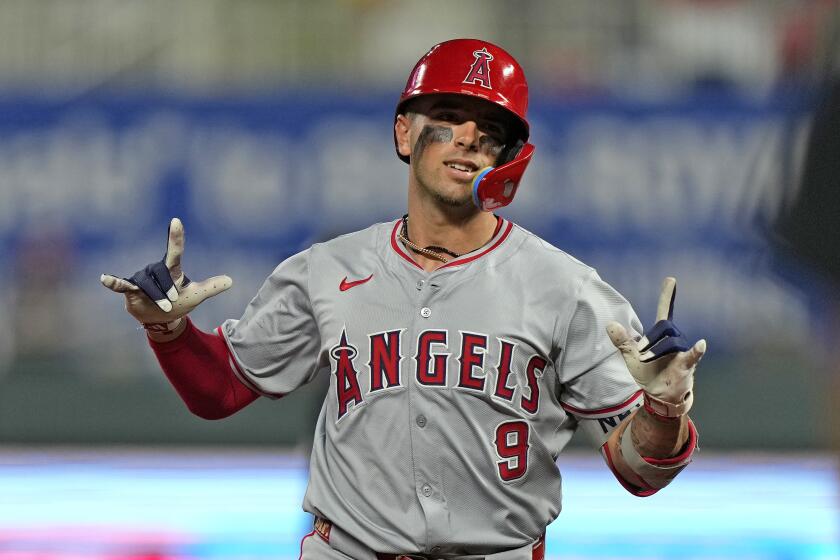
[606,277,706,418]
[100,218,232,334]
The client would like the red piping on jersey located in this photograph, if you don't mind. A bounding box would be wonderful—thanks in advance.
[298,530,316,560]
[561,389,644,416]
[390,217,512,269]
[390,220,423,269]
[441,220,513,268]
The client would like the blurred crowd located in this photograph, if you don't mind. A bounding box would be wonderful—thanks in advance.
[0,0,835,96]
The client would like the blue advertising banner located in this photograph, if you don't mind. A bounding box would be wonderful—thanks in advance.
[0,92,819,375]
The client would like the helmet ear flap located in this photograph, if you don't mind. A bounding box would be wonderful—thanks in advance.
[472,143,535,212]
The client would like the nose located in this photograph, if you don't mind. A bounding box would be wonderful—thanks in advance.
[454,120,479,151]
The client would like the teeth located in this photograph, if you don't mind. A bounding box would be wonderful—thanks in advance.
[448,163,472,172]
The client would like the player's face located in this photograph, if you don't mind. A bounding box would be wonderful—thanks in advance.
[397,95,513,209]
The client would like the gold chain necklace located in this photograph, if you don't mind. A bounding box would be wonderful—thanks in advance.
[397,215,461,264]
[397,215,501,264]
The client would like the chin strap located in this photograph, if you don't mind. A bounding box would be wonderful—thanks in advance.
[472,142,535,211]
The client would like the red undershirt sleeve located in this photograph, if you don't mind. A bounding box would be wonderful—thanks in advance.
[148,317,260,420]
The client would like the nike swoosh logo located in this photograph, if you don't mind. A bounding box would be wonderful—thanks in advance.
[339,274,374,292]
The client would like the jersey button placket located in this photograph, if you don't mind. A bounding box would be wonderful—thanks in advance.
[410,271,449,546]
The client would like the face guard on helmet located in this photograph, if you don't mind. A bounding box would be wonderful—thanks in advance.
[394,38,535,212]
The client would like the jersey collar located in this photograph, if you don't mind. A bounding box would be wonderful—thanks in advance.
[389,216,514,270]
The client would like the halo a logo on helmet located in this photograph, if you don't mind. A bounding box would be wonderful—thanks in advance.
[463,47,494,89]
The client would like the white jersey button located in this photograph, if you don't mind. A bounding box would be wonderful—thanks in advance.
[421,484,432,497]
[416,280,425,290]
[420,307,432,318]
[416,415,427,427]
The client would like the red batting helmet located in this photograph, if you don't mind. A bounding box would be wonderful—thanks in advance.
[395,38,535,211]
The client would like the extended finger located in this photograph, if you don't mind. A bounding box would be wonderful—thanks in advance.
[183,275,233,305]
[129,265,173,312]
[606,321,636,354]
[149,260,178,303]
[668,339,707,372]
[100,274,140,294]
[164,218,184,271]
[677,339,707,370]
[656,277,677,322]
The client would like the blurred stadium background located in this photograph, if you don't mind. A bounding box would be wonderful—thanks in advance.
[0,0,839,558]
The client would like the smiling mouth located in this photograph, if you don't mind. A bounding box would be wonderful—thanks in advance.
[445,161,478,174]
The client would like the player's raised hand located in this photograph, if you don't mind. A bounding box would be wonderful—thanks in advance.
[100,218,232,334]
[605,277,706,418]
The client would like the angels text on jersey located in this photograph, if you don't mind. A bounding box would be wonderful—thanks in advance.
[329,327,547,422]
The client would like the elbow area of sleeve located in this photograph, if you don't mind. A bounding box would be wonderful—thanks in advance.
[149,317,260,419]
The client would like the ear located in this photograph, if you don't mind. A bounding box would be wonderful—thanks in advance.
[395,114,412,158]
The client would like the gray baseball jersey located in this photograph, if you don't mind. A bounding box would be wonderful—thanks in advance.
[220,217,644,556]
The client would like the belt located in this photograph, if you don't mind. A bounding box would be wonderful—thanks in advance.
[314,516,545,560]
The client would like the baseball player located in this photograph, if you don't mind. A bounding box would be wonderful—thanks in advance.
[101,39,704,560]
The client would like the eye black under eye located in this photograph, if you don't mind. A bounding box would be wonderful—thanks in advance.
[482,121,505,135]
[482,129,507,144]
